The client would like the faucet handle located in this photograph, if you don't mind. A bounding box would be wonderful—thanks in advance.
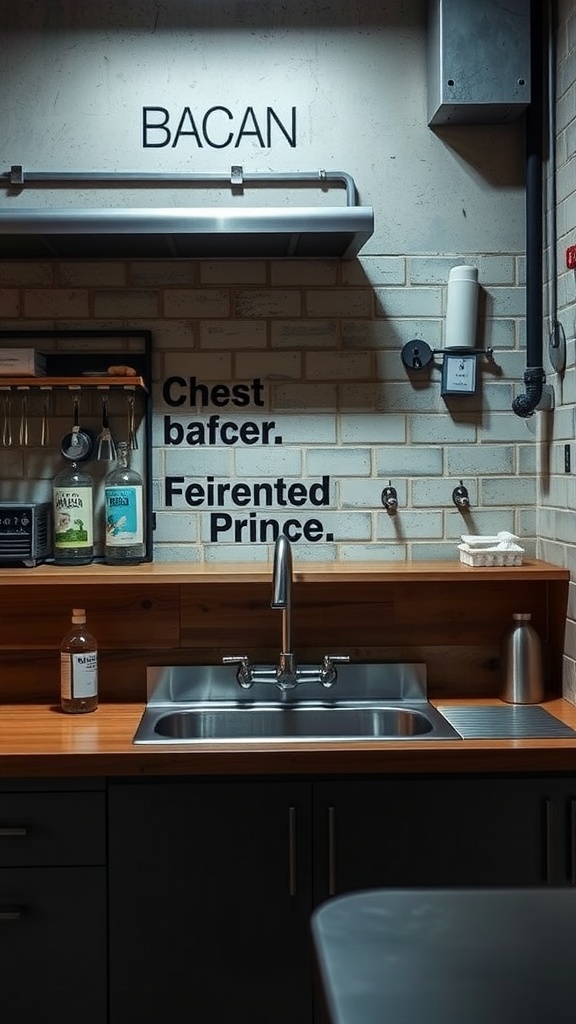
[320,654,350,688]
[222,655,254,689]
[381,482,398,513]
[452,480,471,509]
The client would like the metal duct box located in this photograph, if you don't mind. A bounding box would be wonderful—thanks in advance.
[427,0,530,126]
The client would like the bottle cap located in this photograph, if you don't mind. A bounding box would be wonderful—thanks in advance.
[71,608,86,624]
[512,612,532,621]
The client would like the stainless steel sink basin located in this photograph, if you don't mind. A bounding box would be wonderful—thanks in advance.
[142,703,443,742]
[134,542,462,746]
[133,664,462,744]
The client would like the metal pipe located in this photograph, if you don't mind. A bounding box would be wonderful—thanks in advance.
[4,166,360,206]
[546,0,558,336]
[512,0,546,418]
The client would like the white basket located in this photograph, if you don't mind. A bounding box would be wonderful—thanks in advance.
[458,545,524,567]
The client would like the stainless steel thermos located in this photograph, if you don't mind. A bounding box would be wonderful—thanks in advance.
[501,612,544,704]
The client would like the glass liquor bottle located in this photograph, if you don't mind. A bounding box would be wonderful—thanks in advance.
[60,607,98,714]
[104,441,145,564]
[53,460,94,566]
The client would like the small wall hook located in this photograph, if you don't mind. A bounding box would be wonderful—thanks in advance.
[381,481,398,514]
[452,480,470,509]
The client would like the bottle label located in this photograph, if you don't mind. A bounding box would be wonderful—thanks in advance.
[61,651,98,699]
[54,487,94,549]
[105,485,144,545]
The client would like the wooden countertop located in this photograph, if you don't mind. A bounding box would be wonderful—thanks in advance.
[1,697,576,778]
[0,558,569,586]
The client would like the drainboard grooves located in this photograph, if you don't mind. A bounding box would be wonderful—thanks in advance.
[436,705,576,740]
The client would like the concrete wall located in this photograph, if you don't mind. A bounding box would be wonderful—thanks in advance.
[0,0,538,567]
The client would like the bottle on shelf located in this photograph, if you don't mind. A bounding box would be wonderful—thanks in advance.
[60,608,99,714]
[104,440,145,565]
[52,460,94,566]
[501,612,544,704]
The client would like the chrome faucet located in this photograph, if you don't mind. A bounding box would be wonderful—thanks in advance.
[271,534,297,686]
[223,534,349,691]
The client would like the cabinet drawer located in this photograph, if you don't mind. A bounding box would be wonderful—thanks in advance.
[0,793,105,866]
[0,866,106,1024]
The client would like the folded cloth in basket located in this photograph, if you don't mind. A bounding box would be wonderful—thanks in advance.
[460,531,521,550]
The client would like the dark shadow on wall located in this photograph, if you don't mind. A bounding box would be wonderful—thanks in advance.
[430,121,526,190]
[0,0,427,33]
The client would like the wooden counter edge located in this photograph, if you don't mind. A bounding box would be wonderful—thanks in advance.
[3,743,576,778]
[1,699,576,778]
[0,558,569,586]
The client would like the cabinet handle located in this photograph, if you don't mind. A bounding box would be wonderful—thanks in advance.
[0,827,27,837]
[328,805,336,896]
[288,806,297,897]
[543,798,552,884]
[570,800,576,886]
[0,906,24,920]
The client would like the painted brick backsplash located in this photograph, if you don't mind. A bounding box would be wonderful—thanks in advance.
[305,288,371,317]
[0,247,556,572]
[201,261,267,285]
[342,319,443,348]
[164,288,230,318]
[306,351,372,379]
[235,289,301,318]
[60,263,127,287]
[201,320,268,348]
[376,446,443,476]
[342,256,405,287]
[0,290,21,317]
[307,447,371,476]
[271,261,337,286]
[272,382,338,409]
[375,286,443,318]
[272,321,337,348]
[23,289,89,318]
[94,289,159,318]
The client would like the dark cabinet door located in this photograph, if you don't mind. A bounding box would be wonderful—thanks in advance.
[313,777,550,900]
[0,867,107,1024]
[545,780,576,885]
[108,779,313,1024]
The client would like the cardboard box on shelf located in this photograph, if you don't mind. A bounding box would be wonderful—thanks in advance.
[0,349,47,376]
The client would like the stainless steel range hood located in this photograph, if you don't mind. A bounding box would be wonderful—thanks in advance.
[0,166,374,260]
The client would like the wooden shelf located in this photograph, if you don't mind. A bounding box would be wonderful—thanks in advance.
[0,558,568,587]
[0,375,146,390]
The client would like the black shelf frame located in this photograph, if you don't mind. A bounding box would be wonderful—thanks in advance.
[0,328,154,562]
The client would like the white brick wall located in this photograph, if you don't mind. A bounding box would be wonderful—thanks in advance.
[0,247,541,569]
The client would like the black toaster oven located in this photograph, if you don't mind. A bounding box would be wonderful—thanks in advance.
[0,501,53,567]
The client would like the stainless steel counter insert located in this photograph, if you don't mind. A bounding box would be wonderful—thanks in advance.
[437,705,576,740]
